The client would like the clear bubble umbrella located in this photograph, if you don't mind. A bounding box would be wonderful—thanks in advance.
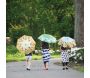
[58,37,76,48]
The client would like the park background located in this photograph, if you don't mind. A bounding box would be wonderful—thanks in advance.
[6,0,84,72]
[6,0,84,71]
[0,0,89,78]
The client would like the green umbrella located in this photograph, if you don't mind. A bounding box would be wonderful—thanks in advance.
[38,34,56,43]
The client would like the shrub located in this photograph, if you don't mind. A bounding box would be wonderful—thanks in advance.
[69,48,84,63]
[6,45,19,54]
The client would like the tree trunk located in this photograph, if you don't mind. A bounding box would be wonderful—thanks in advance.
[74,0,84,47]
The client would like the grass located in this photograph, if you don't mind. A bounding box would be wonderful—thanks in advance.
[69,62,84,72]
[6,52,60,62]
[73,65,84,72]
[6,44,60,62]
[54,61,84,72]
[6,53,25,62]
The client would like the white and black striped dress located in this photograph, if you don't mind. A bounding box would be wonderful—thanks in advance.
[42,49,50,62]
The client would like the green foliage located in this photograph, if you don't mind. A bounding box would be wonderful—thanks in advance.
[6,44,60,62]
[6,44,25,62]
[6,0,75,48]
[9,24,32,44]
[6,45,18,54]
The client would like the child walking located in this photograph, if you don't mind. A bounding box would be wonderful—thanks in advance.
[41,42,50,70]
[60,46,69,70]
[25,52,32,71]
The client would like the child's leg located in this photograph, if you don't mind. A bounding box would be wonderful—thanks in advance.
[26,56,32,70]
[44,62,46,69]
[46,62,48,70]
[26,56,29,68]
[27,60,31,69]
[62,62,65,70]
[65,62,68,69]
[44,61,48,70]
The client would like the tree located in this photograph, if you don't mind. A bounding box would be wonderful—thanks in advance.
[74,0,84,47]
[6,0,75,49]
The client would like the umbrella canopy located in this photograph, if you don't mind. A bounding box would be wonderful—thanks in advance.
[58,37,76,48]
[38,34,56,43]
[16,35,36,54]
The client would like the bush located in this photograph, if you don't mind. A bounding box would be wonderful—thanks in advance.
[6,45,19,54]
[69,49,84,63]
[6,45,25,62]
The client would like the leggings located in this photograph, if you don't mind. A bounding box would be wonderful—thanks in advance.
[62,62,68,66]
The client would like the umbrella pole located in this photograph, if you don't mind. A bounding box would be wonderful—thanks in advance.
[43,27,46,34]
[49,43,50,49]
[54,43,57,52]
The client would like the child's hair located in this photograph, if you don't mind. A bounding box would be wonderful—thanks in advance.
[42,41,49,49]
[61,46,67,50]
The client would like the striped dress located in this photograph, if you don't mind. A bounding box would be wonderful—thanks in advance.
[42,49,50,62]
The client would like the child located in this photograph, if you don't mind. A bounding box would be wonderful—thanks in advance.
[60,46,69,70]
[25,52,32,71]
[41,42,50,70]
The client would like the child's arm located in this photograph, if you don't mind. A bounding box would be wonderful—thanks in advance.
[59,46,62,53]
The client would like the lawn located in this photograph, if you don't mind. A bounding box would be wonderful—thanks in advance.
[6,45,60,62]
[6,52,60,62]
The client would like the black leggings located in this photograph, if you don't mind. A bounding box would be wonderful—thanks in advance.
[62,62,68,66]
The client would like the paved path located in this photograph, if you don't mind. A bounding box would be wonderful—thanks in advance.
[6,59,84,78]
